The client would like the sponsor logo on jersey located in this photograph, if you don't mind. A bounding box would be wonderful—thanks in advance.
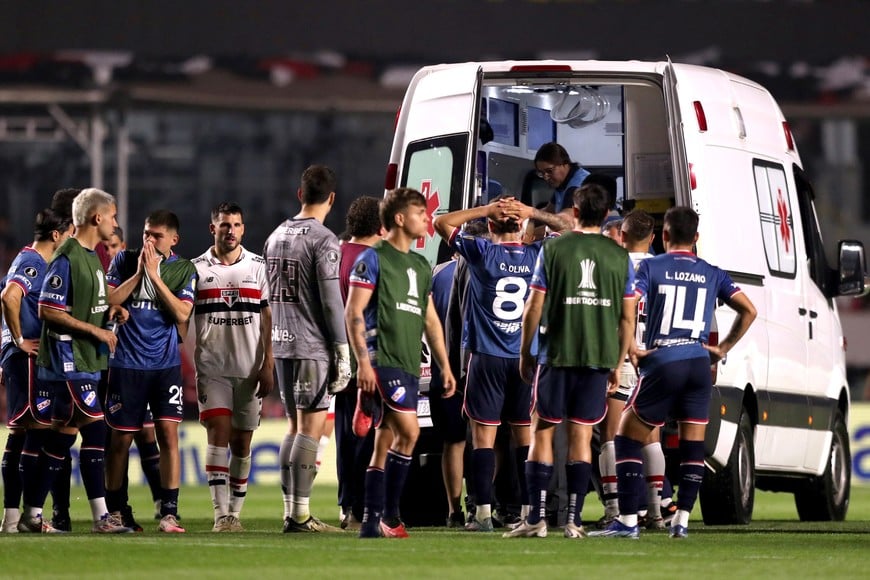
[205,276,214,283]
[207,314,254,326]
[63,362,75,372]
[406,268,419,298]
[284,226,310,235]
[221,289,239,307]
[49,275,63,289]
[395,301,422,316]
[90,304,109,314]
[493,320,522,334]
[24,267,38,278]
[272,327,296,342]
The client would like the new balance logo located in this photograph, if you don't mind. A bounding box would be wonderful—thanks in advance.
[578,259,597,290]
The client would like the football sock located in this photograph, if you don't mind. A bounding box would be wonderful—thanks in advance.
[161,488,180,517]
[566,461,592,526]
[471,448,496,512]
[642,442,666,518]
[362,467,385,525]
[615,435,644,517]
[676,439,706,513]
[2,431,25,509]
[24,430,74,511]
[19,429,48,508]
[137,439,162,502]
[205,444,229,519]
[599,440,618,516]
[383,450,412,520]
[228,452,251,518]
[672,508,691,529]
[78,420,108,501]
[525,461,553,526]
[289,434,319,521]
[50,451,72,513]
[514,445,530,506]
[279,433,295,518]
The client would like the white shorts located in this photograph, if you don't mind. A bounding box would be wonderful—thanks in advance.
[196,374,262,431]
[614,360,639,402]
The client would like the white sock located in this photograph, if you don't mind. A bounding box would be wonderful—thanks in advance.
[642,442,665,519]
[477,504,492,521]
[25,506,42,519]
[290,434,319,522]
[599,440,618,516]
[618,513,638,528]
[206,444,229,520]
[229,453,252,518]
[90,498,109,522]
[673,509,691,528]
[3,508,20,524]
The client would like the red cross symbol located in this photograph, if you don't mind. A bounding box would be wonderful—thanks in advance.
[776,188,791,253]
[417,179,441,249]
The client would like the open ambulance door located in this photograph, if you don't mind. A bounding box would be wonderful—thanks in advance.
[662,60,692,207]
[394,64,483,266]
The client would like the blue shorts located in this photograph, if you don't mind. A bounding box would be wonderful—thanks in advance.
[430,361,466,443]
[627,355,712,427]
[105,366,184,431]
[49,378,104,424]
[533,366,609,425]
[373,366,419,428]
[464,353,531,426]
[2,352,53,427]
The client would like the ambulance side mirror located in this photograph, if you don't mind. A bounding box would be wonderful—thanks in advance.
[837,240,866,296]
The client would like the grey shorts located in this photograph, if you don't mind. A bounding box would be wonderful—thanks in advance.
[276,358,330,413]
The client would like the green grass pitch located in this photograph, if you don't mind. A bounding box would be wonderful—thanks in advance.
[2,485,869,579]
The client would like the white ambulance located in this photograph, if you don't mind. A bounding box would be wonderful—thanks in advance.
[385,60,866,524]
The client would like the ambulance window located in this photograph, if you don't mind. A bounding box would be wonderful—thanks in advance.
[753,161,797,278]
[793,166,833,296]
[401,134,468,264]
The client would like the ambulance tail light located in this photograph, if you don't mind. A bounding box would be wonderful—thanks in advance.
[689,163,697,190]
[509,64,573,74]
[709,330,720,384]
[783,121,795,151]
[385,163,398,190]
[693,101,708,132]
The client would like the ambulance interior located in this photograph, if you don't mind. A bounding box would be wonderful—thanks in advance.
[478,80,677,252]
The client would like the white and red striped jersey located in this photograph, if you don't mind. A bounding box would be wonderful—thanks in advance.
[192,245,270,378]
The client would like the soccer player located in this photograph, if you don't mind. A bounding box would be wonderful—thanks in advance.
[597,210,669,529]
[0,208,74,533]
[192,202,274,532]
[27,188,131,533]
[508,183,636,539]
[335,195,382,529]
[346,187,457,538]
[263,165,350,533]
[590,206,756,539]
[104,209,197,533]
[433,196,566,532]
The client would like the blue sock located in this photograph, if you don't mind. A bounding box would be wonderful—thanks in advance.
[2,431,25,509]
[50,452,72,513]
[525,461,553,525]
[161,488,180,517]
[137,439,162,503]
[566,461,592,525]
[78,421,107,500]
[27,431,75,510]
[615,435,644,516]
[362,467,385,525]
[676,440,706,512]
[514,445,530,506]
[471,448,496,507]
[383,450,412,521]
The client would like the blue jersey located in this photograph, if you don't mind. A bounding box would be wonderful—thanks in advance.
[36,254,100,381]
[430,259,456,325]
[634,250,741,368]
[1,247,46,363]
[106,251,196,370]
[450,230,541,358]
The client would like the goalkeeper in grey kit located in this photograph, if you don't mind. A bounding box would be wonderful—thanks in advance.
[263,165,352,532]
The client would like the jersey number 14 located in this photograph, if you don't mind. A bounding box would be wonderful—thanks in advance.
[658,284,707,338]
